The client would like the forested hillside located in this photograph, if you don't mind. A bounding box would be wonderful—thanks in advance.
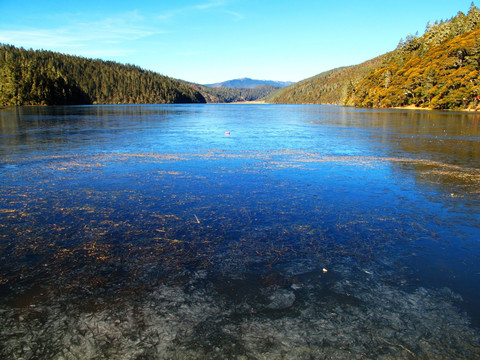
[268,3,480,111]
[265,54,390,105]
[346,4,480,110]
[0,44,206,106]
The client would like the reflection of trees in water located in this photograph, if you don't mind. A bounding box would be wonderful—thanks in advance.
[313,108,480,198]
[331,109,480,164]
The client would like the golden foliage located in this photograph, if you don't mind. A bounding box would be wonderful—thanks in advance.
[348,8,480,110]
[267,5,480,110]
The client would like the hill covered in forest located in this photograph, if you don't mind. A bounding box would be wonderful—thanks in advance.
[0,44,206,106]
[264,54,390,105]
[346,4,480,110]
[268,4,480,110]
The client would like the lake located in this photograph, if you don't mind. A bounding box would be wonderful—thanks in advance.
[0,104,479,359]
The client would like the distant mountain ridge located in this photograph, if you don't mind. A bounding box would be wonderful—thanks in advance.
[205,77,293,89]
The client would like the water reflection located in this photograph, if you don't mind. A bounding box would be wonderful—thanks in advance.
[306,106,480,165]
[0,105,479,358]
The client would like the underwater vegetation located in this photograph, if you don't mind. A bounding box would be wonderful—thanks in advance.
[1,150,479,359]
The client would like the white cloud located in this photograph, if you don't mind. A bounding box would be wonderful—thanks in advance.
[0,12,163,57]
[156,0,243,22]
[223,10,244,22]
[195,1,226,10]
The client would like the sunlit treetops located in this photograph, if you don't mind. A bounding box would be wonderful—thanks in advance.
[348,3,480,110]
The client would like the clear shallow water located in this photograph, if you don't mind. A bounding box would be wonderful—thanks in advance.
[0,104,479,359]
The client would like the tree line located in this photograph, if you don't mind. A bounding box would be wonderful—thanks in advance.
[0,44,206,106]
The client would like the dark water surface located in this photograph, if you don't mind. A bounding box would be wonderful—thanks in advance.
[1,104,479,359]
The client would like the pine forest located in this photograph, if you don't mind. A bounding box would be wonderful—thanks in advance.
[0,45,206,106]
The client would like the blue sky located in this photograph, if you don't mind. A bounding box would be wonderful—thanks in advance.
[0,0,475,84]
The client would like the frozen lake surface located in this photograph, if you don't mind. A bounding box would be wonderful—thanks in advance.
[0,104,479,359]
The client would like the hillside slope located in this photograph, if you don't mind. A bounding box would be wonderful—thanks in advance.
[265,54,390,105]
[268,4,480,110]
[347,5,480,110]
[0,44,206,106]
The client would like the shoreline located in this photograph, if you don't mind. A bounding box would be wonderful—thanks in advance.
[230,100,266,104]
[3,102,479,112]
[393,104,480,112]
[393,105,432,111]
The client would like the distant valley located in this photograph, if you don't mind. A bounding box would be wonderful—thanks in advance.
[194,77,293,103]
[205,78,293,89]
